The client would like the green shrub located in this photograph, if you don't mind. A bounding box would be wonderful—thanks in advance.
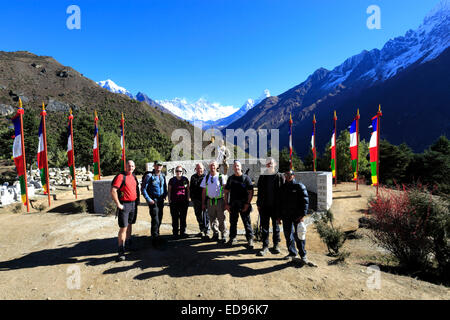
[314,210,347,256]
[11,203,23,214]
[72,200,87,213]
[103,201,117,216]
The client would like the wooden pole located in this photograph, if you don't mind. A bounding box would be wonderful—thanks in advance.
[18,99,30,212]
[356,108,360,191]
[333,110,337,187]
[121,112,126,171]
[95,110,101,180]
[41,102,51,207]
[376,105,382,196]
[313,114,316,172]
[69,109,77,199]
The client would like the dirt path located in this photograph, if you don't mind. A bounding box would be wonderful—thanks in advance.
[0,182,448,300]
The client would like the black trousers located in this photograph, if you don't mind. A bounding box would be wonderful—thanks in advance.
[192,199,210,233]
[258,206,281,248]
[148,198,165,237]
[229,202,253,241]
[170,201,189,235]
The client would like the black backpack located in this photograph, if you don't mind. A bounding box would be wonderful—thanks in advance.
[112,172,140,204]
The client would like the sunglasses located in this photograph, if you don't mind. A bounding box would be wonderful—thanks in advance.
[176,170,183,173]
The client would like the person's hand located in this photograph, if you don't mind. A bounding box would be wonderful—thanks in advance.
[257,206,261,212]
[243,203,250,212]
[202,204,206,211]
[148,199,155,206]
[225,204,231,212]
[277,219,282,225]
[295,216,305,224]
[118,203,124,210]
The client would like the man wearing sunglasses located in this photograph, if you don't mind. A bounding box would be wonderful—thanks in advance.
[256,157,285,256]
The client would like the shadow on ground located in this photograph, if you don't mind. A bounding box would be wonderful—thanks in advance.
[0,235,297,279]
[47,198,94,215]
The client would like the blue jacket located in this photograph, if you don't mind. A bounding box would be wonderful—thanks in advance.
[142,172,167,203]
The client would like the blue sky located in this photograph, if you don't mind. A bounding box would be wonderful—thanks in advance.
[1,0,440,107]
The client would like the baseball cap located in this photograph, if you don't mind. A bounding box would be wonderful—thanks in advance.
[154,160,163,166]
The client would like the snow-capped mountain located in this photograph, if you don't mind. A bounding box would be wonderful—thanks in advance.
[226,0,450,155]
[202,89,271,129]
[322,0,450,91]
[97,79,134,99]
[155,97,239,122]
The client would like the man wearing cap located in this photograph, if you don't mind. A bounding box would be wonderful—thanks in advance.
[111,160,140,261]
[256,157,285,256]
[280,170,316,266]
[142,160,167,246]
[201,160,228,243]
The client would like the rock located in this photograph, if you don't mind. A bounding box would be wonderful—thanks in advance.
[56,70,69,78]
[0,104,14,116]
[46,98,71,112]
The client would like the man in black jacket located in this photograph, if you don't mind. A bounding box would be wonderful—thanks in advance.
[256,157,285,256]
[280,170,316,266]
[190,163,209,238]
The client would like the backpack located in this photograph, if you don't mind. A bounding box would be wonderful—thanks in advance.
[205,173,223,199]
[142,170,165,196]
[112,172,140,204]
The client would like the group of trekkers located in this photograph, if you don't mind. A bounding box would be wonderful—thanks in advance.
[110,158,316,267]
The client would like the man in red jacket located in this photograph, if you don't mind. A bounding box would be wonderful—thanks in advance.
[111,160,140,262]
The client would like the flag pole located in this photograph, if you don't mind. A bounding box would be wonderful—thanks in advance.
[121,112,126,171]
[356,108,360,191]
[333,110,337,187]
[376,105,382,196]
[95,110,101,180]
[18,99,30,212]
[289,113,293,170]
[313,114,316,172]
[41,102,51,207]
[69,109,77,199]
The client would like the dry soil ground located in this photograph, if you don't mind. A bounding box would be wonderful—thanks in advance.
[0,180,449,300]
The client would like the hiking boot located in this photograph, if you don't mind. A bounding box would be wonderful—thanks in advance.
[257,247,269,256]
[125,238,134,252]
[196,232,204,237]
[283,254,298,261]
[227,238,237,246]
[248,238,254,249]
[116,246,126,262]
[272,243,281,254]
[180,232,188,238]
[211,234,219,242]
[299,256,318,267]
